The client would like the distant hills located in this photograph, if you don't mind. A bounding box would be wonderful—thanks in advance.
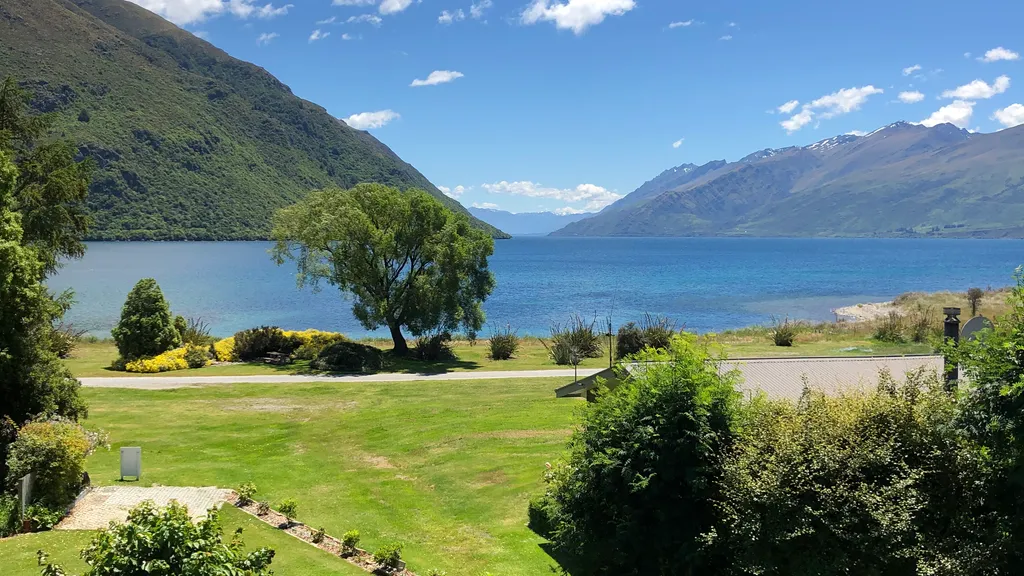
[468,207,590,235]
[0,0,504,240]
[553,122,1024,238]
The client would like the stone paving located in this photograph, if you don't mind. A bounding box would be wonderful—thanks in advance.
[58,486,233,530]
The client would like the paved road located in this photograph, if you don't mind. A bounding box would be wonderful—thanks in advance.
[79,368,606,389]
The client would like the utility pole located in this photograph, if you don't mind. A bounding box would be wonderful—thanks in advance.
[607,317,613,369]
[943,307,961,392]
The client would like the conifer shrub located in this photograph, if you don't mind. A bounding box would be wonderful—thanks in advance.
[111,278,180,360]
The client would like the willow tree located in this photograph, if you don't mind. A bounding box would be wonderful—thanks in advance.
[271,184,495,355]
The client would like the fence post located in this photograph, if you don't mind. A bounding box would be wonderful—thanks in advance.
[943,307,961,392]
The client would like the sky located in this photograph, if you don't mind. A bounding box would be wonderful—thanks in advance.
[129,0,1022,216]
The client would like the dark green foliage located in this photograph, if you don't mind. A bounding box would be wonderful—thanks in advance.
[236,482,257,506]
[182,344,208,369]
[311,526,326,544]
[312,341,384,373]
[173,315,187,342]
[111,278,180,360]
[292,332,348,361]
[50,322,86,359]
[874,311,907,343]
[413,331,455,361]
[272,184,495,355]
[615,322,645,358]
[544,314,603,365]
[38,501,275,576]
[341,529,360,556]
[5,420,91,510]
[967,287,984,316]
[373,542,403,569]
[256,501,270,516]
[714,369,990,575]
[232,326,298,361]
[769,314,797,346]
[0,494,19,537]
[25,503,64,531]
[0,2,505,241]
[76,109,89,123]
[177,316,213,346]
[616,314,677,359]
[488,323,520,360]
[526,493,557,539]
[907,304,938,344]
[541,335,739,574]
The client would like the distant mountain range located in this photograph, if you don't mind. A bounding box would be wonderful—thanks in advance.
[0,0,505,240]
[468,207,590,235]
[553,122,1024,238]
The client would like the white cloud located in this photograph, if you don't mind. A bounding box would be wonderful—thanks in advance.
[672,138,684,149]
[980,47,1020,63]
[846,130,867,136]
[379,0,414,14]
[410,70,464,87]
[902,64,922,76]
[126,0,293,25]
[256,32,278,45]
[481,181,623,211]
[964,52,972,59]
[553,206,588,215]
[472,202,501,210]
[342,110,400,130]
[993,103,1024,128]
[341,33,354,40]
[470,0,492,19]
[918,100,975,128]
[439,185,469,198]
[308,29,330,42]
[438,9,465,24]
[726,21,736,27]
[346,13,383,25]
[781,85,883,133]
[333,0,376,4]
[719,35,732,40]
[941,75,1010,100]
[316,16,336,24]
[668,20,693,28]
[521,0,636,35]
[776,99,800,114]
[898,90,925,103]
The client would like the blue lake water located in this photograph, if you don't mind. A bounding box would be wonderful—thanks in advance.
[49,237,1024,338]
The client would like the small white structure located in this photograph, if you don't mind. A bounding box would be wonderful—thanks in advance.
[120,447,142,481]
[18,473,34,515]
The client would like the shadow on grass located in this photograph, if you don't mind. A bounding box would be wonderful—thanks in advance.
[538,542,585,576]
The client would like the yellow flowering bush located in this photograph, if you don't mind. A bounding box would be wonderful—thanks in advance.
[283,329,348,346]
[124,344,211,373]
[213,337,236,362]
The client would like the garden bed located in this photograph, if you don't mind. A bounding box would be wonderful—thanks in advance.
[228,493,412,575]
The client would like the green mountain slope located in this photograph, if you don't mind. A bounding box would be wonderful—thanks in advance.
[553,122,1024,238]
[0,0,505,240]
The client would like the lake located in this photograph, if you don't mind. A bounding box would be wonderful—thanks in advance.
[49,237,1024,338]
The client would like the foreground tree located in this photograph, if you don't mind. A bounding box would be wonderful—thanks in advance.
[111,278,180,360]
[39,501,275,576]
[272,183,495,354]
[536,335,740,575]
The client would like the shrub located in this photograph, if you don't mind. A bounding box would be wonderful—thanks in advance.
[874,311,906,343]
[488,324,520,360]
[373,542,403,569]
[312,341,384,373]
[292,331,348,360]
[256,501,270,516]
[233,326,298,361]
[212,337,237,362]
[0,494,19,538]
[341,529,360,556]
[111,278,181,360]
[907,304,938,344]
[38,502,275,576]
[413,331,455,361]
[544,313,603,365]
[616,322,645,358]
[311,526,326,544]
[173,315,188,342]
[237,482,257,505]
[277,498,298,524]
[526,493,558,539]
[5,419,91,509]
[541,335,739,574]
[183,343,210,369]
[124,346,198,373]
[50,322,87,359]
[769,315,797,347]
[966,287,984,317]
[178,317,214,346]
[25,503,64,531]
[77,109,90,122]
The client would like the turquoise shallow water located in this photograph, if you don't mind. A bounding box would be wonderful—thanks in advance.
[49,237,1024,338]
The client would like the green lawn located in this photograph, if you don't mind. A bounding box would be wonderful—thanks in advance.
[0,506,367,576]
[49,378,579,575]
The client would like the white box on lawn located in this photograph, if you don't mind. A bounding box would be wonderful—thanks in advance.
[120,447,141,480]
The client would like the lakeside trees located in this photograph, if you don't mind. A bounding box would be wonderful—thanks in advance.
[271,183,495,355]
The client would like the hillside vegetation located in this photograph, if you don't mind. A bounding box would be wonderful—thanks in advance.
[554,122,1024,238]
[0,0,504,240]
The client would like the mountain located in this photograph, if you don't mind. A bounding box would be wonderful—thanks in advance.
[0,0,505,240]
[468,207,590,235]
[553,121,1024,238]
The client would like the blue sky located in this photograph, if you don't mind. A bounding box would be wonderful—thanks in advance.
[131,0,1022,215]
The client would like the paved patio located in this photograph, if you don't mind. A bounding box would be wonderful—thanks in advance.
[58,486,233,530]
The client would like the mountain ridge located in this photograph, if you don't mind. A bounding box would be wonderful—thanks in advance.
[0,0,506,239]
[552,121,1024,238]
[468,207,589,235]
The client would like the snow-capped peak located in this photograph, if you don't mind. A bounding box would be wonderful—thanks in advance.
[805,133,860,152]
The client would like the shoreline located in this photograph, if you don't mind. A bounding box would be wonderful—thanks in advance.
[834,301,898,322]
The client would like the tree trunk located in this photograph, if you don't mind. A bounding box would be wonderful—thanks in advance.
[389,322,408,356]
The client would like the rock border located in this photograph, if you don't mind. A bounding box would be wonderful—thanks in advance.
[228,493,414,575]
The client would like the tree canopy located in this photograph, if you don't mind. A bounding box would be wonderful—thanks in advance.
[272,183,495,354]
[111,278,180,360]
